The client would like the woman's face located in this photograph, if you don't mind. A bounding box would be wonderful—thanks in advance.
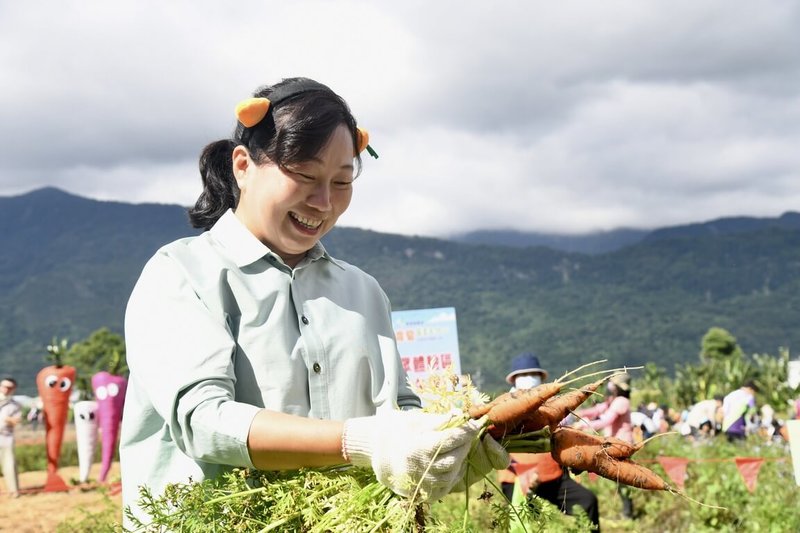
[233,124,355,267]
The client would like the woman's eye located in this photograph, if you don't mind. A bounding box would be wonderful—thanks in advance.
[333,180,353,189]
[290,170,315,181]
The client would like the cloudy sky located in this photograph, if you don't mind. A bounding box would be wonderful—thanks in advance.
[2,1,799,237]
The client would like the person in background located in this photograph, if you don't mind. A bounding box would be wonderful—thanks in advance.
[630,408,657,439]
[575,374,633,442]
[574,373,634,519]
[649,403,669,434]
[684,395,723,440]
[758,404,777,441]
[119,77,507,527]
[722,380,758,442]
[498,353,600,531]
[0,377,22,498]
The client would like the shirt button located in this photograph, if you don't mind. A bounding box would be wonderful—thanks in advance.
[301,315,309,325]
[312,362,321,373]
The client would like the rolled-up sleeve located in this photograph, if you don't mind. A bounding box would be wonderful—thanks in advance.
[125,252,259,468]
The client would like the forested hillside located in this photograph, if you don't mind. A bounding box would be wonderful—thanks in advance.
[0,188,199,390]
[2,188,798,394]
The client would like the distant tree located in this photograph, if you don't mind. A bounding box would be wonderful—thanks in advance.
[752,348,799,414]
[700,327,744,360]
[63,328,127,400]
[674,326,753,408]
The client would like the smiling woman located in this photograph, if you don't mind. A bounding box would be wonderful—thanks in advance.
[189,78,363,266]
[119,77,507,528]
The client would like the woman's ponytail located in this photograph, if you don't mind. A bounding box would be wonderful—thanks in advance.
[188,139,238,230]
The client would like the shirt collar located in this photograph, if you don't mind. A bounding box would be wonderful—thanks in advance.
[302,241,345,270]
[210,210,344,270]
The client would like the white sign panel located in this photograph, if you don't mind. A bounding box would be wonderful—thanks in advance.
[392,307,461,387]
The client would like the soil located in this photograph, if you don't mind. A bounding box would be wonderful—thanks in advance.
[1,425,123,532]
[1,462,122,532]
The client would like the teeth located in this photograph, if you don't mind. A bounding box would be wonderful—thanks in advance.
[290,212,322,229]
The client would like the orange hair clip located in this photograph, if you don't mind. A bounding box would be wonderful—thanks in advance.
[235,97,271,128]
[357,127,378,159]
[356,127,369,153]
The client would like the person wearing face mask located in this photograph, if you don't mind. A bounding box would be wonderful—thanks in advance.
[498,353,600,531]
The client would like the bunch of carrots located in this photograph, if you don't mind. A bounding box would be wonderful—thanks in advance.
[464,363,673,493]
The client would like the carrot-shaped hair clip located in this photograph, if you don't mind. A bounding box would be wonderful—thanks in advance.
[235,96,378,159]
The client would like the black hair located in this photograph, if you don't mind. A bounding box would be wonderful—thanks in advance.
[188,77,362,230]
[1,376,16,387]
[743,379,759,392]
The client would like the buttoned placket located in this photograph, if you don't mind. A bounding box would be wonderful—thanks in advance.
[291,264,330,419]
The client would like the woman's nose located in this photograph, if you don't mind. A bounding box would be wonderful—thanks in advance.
[308,182,332,211]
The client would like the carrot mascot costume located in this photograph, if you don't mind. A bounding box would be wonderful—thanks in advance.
[37,339,76,492]
[91,370,127,482]
[73,400,98,483]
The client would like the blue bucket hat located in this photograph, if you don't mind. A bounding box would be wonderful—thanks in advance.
[506,352,549,385]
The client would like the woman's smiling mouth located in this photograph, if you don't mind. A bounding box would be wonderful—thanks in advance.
[289,211,323,230]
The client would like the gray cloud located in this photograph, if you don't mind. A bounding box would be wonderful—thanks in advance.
[2,0,799,235]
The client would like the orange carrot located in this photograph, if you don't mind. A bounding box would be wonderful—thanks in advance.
[483,382,564,437]
[549,427,668,490]
[601,436,644,459]
[468,390,513,419]
[517,378,606,433]
[471,383,560,423]
[592,455,670,491]
[489,382,563,423]
[549,427,607,468]
[550,426,645,461]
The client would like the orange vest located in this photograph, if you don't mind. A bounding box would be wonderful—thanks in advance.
[497,452,563,485]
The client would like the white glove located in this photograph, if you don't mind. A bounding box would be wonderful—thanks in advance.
[450,430,510,493]
[342,410,482,501]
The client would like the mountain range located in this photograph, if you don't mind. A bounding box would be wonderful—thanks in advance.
[2,187,798,395]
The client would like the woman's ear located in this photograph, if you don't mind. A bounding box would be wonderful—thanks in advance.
[232,146,251,187]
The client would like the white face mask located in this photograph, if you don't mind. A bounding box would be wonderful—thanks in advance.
[514,374,542,390]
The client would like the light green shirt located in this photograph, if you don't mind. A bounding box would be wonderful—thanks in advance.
[120,210,419,526]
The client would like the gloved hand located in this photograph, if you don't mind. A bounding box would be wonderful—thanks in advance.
[342,410,482,501]
[450,424,510,493]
